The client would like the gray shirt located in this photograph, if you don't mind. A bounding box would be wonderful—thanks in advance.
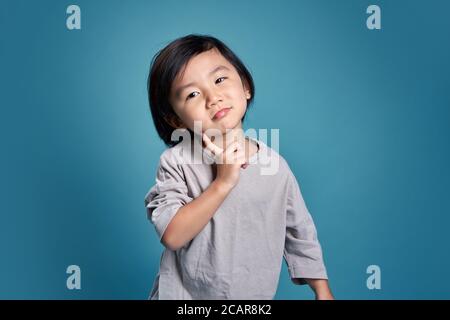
[144,135,328,299]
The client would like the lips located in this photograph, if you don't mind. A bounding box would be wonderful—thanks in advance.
[213,107,232,120]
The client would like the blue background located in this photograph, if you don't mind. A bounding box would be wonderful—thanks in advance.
[1,0,449,299]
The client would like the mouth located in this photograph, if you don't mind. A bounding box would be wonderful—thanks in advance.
[212,107,232,120]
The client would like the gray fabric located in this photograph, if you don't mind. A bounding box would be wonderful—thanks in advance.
[144,135,328,300]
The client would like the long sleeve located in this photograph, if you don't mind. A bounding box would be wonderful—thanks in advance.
[283,170,328,285]
[144,152,193,242]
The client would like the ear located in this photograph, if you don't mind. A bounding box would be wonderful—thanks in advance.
[243,81,251,100]
[164,114,185,129]
[245,89,251,100]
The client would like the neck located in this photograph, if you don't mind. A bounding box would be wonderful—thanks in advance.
[225,122,244,141]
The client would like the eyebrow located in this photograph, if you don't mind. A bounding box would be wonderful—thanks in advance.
[174,65,231,99]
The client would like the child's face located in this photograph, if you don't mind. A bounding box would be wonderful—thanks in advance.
[169,48,251,135]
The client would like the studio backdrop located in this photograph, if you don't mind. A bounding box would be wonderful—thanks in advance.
[1,0,449,299]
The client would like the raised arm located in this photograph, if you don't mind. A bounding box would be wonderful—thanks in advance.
[159,133,248,250]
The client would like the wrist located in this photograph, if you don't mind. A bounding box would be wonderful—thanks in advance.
[211,179,234,195]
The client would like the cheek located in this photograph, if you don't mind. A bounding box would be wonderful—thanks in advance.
[230,87,248,105]
[229,83,248,100]
[182,105,209,122]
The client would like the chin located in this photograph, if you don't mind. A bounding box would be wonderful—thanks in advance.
[219,121,241,132]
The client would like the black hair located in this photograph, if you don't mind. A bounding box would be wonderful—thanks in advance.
[147,34,255,147]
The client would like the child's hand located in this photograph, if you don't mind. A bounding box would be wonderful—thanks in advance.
[202,133,248,190]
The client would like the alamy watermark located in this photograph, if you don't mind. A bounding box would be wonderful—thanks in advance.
[366,264,381,290]
[66,265,81,290]
[170,121,280,176]
[366,5,381,30]
[66,5,81,30]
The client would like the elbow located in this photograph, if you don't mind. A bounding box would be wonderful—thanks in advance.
[161,231,183,251]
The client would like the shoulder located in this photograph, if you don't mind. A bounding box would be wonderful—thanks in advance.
[158,136,193,166]
[152,143,186,182]
[159,143,182,165]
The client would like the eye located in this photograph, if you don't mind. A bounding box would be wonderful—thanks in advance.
[215,76,227,84]
[186,91,199,100]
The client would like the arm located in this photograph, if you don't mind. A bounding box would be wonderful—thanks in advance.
[162,133,247,251]
[304,279,334,300]
[283,164,331,298]
[162,180,232,251]
[145,134,247,251]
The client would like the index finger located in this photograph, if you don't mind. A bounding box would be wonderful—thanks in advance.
[202,133,223,155]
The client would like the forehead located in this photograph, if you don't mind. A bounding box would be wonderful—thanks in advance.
[174,48,235,84]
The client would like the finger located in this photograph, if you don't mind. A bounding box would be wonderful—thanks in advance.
[223,141,241,160]
[235,152,247,165]
[203,133,223,155]
[224,135,244,151]
[226,149,247,165]
[220,143,239,164]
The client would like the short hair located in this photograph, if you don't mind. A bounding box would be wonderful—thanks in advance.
[147,34,255,147]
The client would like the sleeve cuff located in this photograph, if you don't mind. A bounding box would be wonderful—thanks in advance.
[288,263,328,285]
[150,203,181,242]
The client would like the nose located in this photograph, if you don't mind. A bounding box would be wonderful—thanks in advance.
[205,88,223,109]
